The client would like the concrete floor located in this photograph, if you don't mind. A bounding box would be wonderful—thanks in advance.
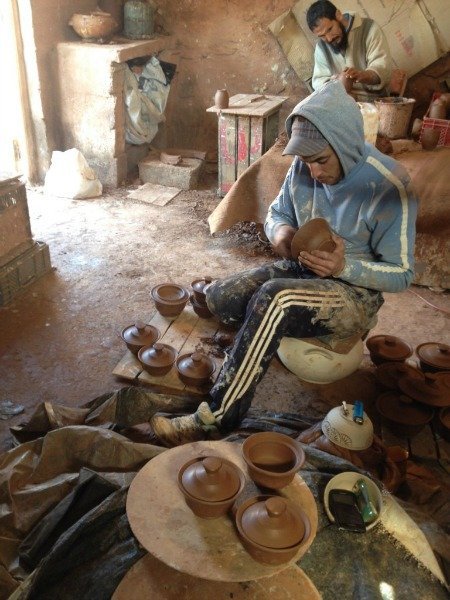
[0,174,449,454]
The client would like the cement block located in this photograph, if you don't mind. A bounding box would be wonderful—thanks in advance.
[139,155,203,190]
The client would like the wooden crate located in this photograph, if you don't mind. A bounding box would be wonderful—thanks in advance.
[113,304,227,396]
[0,177,33,263]
[207,94,287,196]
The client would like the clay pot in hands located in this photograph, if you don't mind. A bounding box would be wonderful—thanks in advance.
[291,218,336,260]
[178,455,245,518]
[242,432,305,489]
[337,72,354,94]
[120,320,160,356]
[421,128,440,150]
[366,335,413,366]
[138,342,177,376]
[176,351,215,387]
[235,495,312,565]
[214,89,229,109]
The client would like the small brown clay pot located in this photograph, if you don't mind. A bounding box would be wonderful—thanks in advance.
[376,392,434,437]
[190,294,214,319]
[242,432,305,489]
[420,128,440,151]
[191,276,213,304]
[176,352,215,387]
[366,335,412,366]
[416,342,450,373]
[138,342,177,376]
[120,320,160,355]
[291,218,336,260]
[235,495,311,565]
[214,89,229,109]
[178,455,245,519]
[151,283,189,317]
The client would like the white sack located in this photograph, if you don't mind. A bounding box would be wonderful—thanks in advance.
[44,149,102,199]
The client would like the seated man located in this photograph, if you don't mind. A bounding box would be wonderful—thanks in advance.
[151,80,417,447]
[307,0,392,100]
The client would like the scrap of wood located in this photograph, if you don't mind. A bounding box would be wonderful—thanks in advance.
[127,182,181,206]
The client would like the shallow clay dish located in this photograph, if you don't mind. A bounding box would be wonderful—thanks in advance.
[151,283,189,317]
[376,362,423,391]
[376,391,434,437]
[178,455,245,519]
[138,343,177,376]
[176,352,215,386]
[399,372,450,407]
[120,320,160,356]
[291,218,336,259]
[235,495,311,565]
[242,432,305,489]
[321,403,373,450]
[416,342,450,373]
[366,335,413,366]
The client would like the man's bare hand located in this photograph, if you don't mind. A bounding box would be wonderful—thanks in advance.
[298,234,346,277]
[272,225,297,258]
[343,67,380,86]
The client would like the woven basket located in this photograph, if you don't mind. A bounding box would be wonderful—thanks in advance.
[374,97,416,139]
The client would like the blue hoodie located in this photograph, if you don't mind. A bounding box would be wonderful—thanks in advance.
[265,80,418,293]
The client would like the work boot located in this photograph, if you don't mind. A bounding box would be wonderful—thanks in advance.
[151,401,217,447]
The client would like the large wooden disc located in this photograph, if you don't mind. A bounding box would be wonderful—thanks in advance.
[126,440,317,582]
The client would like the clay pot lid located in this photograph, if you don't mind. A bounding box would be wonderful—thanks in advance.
[376,362,423,390]
[180,456,241,501]
[240,496,305,549]
[366,335,413,361]
[177,352,215,379]
[121,321,159,346]
[398,373,450,407]
[191,276,213,294]
[291,218,336,259]
[416,343,450,370]
[151,283,189,304]
[376,392,434,425]
[138,343,176,369]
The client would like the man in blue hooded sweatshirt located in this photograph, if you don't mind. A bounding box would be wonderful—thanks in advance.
[151,80,418,446]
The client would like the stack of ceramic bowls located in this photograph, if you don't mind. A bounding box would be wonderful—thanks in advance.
[190,276,213,319]
[177,431,312,565]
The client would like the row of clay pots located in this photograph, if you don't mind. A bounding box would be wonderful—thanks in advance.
[177,432,309,565]
[366,335,450,373]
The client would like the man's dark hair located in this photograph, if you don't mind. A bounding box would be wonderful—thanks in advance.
[306,1,338,30]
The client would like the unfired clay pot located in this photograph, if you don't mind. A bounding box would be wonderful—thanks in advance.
[120,320,160,355]
[190,294,213,319]
[366,335,413,366]
[191,276,213,304]
[215,89,229,109]
[176,351,215,386]
[242,432,305,489]
[291,218,336,259]
[151,283,189,317]
[138,343,177,376]
[235,495,311,565]
[416,342,450,373]
[69,11,119,41]
[376,392,434,437]
[178,455,245,518]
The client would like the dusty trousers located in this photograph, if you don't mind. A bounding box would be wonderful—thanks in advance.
[205,260,383,432]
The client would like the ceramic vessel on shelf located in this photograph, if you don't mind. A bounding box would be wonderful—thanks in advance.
[69,11,119,41]
[177,455,245,518]
[138,343,177,376]
[214,89,229,109]
[321,402,373,450]
[242,432,305,489]
[399,372,450,407]
[376,391,434,437]
[120,320,160,355]
[416,342,450,373]
[375,361,423,391]
[235,495,312,565]
[366,334,413,366]
[124,0,154,39]
[176,352,215,386]
[291,218,336,260]
[323,472,382,531]
[151,283,189,317]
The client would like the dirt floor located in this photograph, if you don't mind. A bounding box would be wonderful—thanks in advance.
[0,170,449,458]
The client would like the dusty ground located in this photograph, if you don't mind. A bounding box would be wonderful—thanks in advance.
[0,171,449,456]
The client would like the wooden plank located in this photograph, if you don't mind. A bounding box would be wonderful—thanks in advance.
[218,114,237,196]
[264,111,281,152]
[127,183,181,206]
[249,117,264,165]
[237,116,250,177]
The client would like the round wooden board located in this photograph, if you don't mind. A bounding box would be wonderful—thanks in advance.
[112,552,321,599]
[126,440,318,582]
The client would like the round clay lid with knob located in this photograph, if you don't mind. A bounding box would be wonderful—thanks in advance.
[122,321,160,346]
[181,456,241,501]
[366,335,413,361]
[416,342,450,370]
[191,276,213,294]
[376,392,434,425]
[240,496,305,549]
[177,352,215,379]
[398,372,450,407]
[138,343,176,369]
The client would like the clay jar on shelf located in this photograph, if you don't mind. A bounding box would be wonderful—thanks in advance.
[235,495,312,565]
[69,11,119,41]
[291,218,336,260]
[214,89,229,109]
[242,431,305,489]
[178,455,245,518]
[120,320,160,356]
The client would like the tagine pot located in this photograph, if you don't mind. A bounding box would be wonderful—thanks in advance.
[120,320,160,355]
[138,343,177,376]
[366,335,413,366]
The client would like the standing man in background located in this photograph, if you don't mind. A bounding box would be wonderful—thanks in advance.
[307,0,392,100]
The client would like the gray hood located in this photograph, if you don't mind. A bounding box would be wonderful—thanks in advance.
[285,80,365,177]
